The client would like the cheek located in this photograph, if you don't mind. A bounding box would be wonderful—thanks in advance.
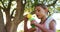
[37,13,43,18]
[35,11,45,18]
[39,12,45,18]
[40,11,46,16]
[39,13,44,17]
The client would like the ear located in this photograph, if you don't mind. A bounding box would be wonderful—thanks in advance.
[45,7,48,13]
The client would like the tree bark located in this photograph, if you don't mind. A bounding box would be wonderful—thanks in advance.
[0,9,6,32]
[3,8,11,32]
[5,0,25,32]
[0,0,25,32]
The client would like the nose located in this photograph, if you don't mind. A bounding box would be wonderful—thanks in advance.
[35,11,39,15]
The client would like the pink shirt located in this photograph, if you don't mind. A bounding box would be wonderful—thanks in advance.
[35,16,56,32]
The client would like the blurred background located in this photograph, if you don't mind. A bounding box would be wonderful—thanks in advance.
[0,0,60,32]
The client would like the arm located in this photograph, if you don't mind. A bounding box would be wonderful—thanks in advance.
[24,21,36,32]
[49,20,56,32]
[33,20,56,32]
[24,21,28,32]
[24,15,29,32]
[24,16,36,32]
[28,28,36,32]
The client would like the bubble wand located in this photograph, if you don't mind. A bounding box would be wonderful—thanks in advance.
[27,14,35,28]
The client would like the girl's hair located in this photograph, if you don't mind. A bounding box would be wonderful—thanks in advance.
[35,4,47,9]
[35,4,49,14]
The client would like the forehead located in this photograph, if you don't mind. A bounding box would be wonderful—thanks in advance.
[35,6,43,10]
[35,6,41,9]
[35,6,40,10]
[35,6,48,12]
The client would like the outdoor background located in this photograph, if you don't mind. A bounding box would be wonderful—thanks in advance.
[0,0,60,32]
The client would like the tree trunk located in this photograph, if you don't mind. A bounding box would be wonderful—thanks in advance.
[8,0,25,32]
[3,8,11,32]
[9,22,18,32]
[0,0,25,32]
[0,10,6,32]
[3,0,25,32]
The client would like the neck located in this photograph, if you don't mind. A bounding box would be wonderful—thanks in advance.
[41,16,47,24]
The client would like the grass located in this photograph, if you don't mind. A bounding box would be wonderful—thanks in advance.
[56,30,60,32]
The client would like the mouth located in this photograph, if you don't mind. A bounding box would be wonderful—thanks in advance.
[36,15,41,19]
[36,15,39,17]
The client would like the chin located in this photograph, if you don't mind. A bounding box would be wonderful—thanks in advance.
[37,15,42,19]
[37,17,41,19]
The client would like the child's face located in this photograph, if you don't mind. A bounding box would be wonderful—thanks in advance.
[35,6,47,19]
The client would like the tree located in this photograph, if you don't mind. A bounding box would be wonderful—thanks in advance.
[0,0,26,32]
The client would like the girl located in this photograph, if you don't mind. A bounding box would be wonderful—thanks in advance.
[24,4,56,32]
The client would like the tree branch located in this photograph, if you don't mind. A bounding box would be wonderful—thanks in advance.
[0,6,4,9]
[11,8,16,18]
[0,0,6,8]
[7,0,12,11]
[12,0,25,25]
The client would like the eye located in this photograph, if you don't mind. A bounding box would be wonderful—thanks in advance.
[38,10,40,12]
[37,10,40,12]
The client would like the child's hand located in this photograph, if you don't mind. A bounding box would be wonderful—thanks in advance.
[31,20,36,25]
[24,15,28,22]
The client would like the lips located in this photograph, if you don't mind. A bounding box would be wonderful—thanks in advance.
[36,15,39,17]
[36,15,42,19]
